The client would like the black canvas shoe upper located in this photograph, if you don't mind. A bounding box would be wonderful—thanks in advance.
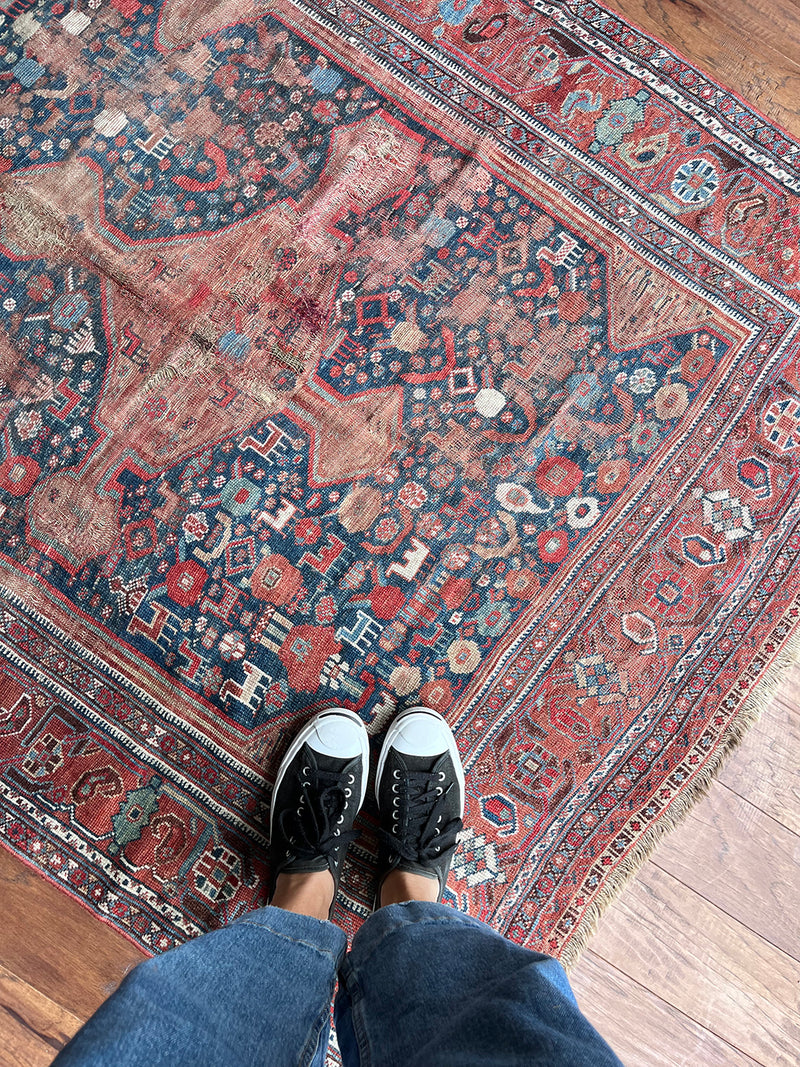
[376,723,464,903]
[268,710,368,915]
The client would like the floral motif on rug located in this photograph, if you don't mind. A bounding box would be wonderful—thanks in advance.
[0,0,798,960]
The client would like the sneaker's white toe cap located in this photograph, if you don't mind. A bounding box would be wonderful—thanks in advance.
[308,709,367,759]
[387,707,453,757]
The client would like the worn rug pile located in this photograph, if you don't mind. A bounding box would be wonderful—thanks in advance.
[0,0,799,965]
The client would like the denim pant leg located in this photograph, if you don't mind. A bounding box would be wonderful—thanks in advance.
[53,907,347,1067]
[334,901,624,1067]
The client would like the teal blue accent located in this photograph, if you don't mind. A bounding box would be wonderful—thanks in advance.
[108,775,162,856]
[220,477,262,516]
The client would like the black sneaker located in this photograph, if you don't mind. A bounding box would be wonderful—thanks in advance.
[269,708,369,917]
[375,706,465,904]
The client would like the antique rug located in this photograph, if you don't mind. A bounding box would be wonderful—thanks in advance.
[0,0,799,968]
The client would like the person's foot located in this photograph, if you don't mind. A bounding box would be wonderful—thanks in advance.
[269,708,369,920]
[375,706,465,906]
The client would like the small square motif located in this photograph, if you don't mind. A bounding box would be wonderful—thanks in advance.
[61,10,92,34]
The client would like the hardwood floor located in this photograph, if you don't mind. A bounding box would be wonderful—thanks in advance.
[602,0,800,137]
[2,0,799,1064]
[571,670,800,1066]
[0,849,144,1065]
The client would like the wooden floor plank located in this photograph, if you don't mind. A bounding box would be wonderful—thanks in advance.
[718,675,800,835]
[570,951,761,1067]
[0,963,82,1067]
[0,848,146,1022]
[773,662,800,710]
[650,781,800,963]
[582,862,800,1066]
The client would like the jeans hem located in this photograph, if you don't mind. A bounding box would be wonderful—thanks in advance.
[236,906,347,966]
[350,900,534,970]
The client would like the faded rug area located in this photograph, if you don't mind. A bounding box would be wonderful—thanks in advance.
[0,0,799,966]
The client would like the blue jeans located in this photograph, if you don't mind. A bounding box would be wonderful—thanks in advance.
[54,902,623,1066]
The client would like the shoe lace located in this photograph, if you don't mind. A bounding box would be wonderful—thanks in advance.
[278,764,359,860]
[380,768,463,864]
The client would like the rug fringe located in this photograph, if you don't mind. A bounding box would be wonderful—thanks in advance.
[559,603,800,970]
